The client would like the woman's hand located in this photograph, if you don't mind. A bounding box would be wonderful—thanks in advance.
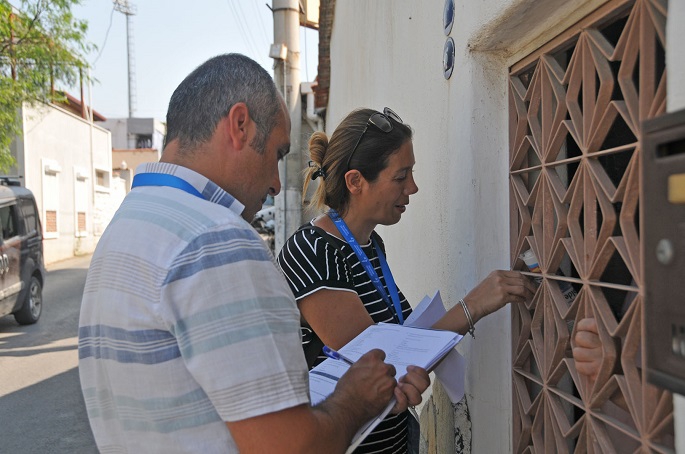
[432,270,535,334]
[464,270,536,322]
[390,366,431,414]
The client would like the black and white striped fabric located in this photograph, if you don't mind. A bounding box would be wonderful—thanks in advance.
[277,222,413,454]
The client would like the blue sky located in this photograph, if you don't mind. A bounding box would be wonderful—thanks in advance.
[70,0,319,120]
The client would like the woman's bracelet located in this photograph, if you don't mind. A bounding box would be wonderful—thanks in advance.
[459,299,475,338]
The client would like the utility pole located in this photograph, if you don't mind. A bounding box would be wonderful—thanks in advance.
[113,0,137,119]
[271,0,302,253]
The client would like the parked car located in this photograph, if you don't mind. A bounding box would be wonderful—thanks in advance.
[0,177,45,325]
[251,205,275,234]
[251,198,276,252]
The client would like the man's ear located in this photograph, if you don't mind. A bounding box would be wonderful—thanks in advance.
[226,102,250,150]
[345,170,364,194]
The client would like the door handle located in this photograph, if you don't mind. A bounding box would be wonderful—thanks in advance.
[2,254,8,274]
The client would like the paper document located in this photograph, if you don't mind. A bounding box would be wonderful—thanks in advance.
[404,290,448,328]
[309,359,394,453]
[404,290,466,403]
[308,323,462,453]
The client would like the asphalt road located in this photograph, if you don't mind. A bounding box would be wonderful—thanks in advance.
[0,254,97,454]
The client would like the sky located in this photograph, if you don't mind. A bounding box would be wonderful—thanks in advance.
[69,0,319,120]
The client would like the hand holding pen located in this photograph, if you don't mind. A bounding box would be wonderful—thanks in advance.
[325,347,397,421]
[324,345,431,416]
[322,345,356,366]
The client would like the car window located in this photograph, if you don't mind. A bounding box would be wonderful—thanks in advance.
[19,199,37,233]
[0,204,18,239]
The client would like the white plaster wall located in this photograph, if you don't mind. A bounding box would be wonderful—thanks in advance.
[20,103,112,263]
[328,3,524,451]
[328,0,682,451]
[93,176,126,237]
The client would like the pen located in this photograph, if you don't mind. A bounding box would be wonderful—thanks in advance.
[322,345,355,366]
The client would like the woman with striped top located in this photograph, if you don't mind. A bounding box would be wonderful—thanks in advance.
[277,107,535,454]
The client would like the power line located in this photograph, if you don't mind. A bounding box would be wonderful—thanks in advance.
[225,2,253,56]
[250,0,271,53]
[235,1,262,57]
[240,1,268,56]
[226,0,261,59]
[91,4,116,67]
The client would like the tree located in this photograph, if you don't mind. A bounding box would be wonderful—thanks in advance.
[0,0,91,170]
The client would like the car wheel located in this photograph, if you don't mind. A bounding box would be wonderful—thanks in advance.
[14,275,42,325]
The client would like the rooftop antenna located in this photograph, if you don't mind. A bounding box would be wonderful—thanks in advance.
[113,0,137,118]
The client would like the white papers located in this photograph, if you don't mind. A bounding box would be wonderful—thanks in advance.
[339,323,460,378]
[308,323,462,453]
[432,349,466,402]
[404,290,466,403]
[309,358,394,453]
[404,291,448,327]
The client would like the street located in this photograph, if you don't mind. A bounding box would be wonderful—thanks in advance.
[0,254,97,453]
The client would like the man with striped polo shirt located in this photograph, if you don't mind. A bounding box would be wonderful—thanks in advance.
[78,53,429,453]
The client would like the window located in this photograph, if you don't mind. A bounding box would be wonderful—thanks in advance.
[96,170,106,187]
[45,210,57,234]
[77,212,86,231]
[136,135,153,148]
[42,158,61,238]
[509,0,672,451]
[0,205,18,239]
[19,199,37,233]
[95,168,111,193]
[74,166,89,237]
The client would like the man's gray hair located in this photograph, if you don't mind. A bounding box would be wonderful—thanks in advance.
[164,53,281,154]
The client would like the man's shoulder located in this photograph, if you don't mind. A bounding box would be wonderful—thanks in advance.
[117,188,252,238]
[90,191,264,285]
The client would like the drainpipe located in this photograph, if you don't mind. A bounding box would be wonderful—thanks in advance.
[87,67,95,201]
[301,82,323,132]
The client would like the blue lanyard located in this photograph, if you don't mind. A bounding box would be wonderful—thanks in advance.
[328,209,404,325]
[131,173,205,200]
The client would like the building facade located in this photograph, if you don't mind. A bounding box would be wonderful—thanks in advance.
[324,0,683,452]
[99,117,165,151]
[100,117,166,193]
[12,102,125,264]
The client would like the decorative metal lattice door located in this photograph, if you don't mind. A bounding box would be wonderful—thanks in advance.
[509,0,673,452]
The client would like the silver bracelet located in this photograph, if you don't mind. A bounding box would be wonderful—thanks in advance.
[459,299,475,338]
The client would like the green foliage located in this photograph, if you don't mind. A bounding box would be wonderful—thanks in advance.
[0,0,92,170]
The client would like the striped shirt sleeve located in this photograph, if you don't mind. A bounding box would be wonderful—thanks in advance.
[277,226,356,300]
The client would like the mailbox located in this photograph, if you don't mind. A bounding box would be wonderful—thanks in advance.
[642,108,685,395]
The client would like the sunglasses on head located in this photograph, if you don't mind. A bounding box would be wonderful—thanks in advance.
[345,107,403,171]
